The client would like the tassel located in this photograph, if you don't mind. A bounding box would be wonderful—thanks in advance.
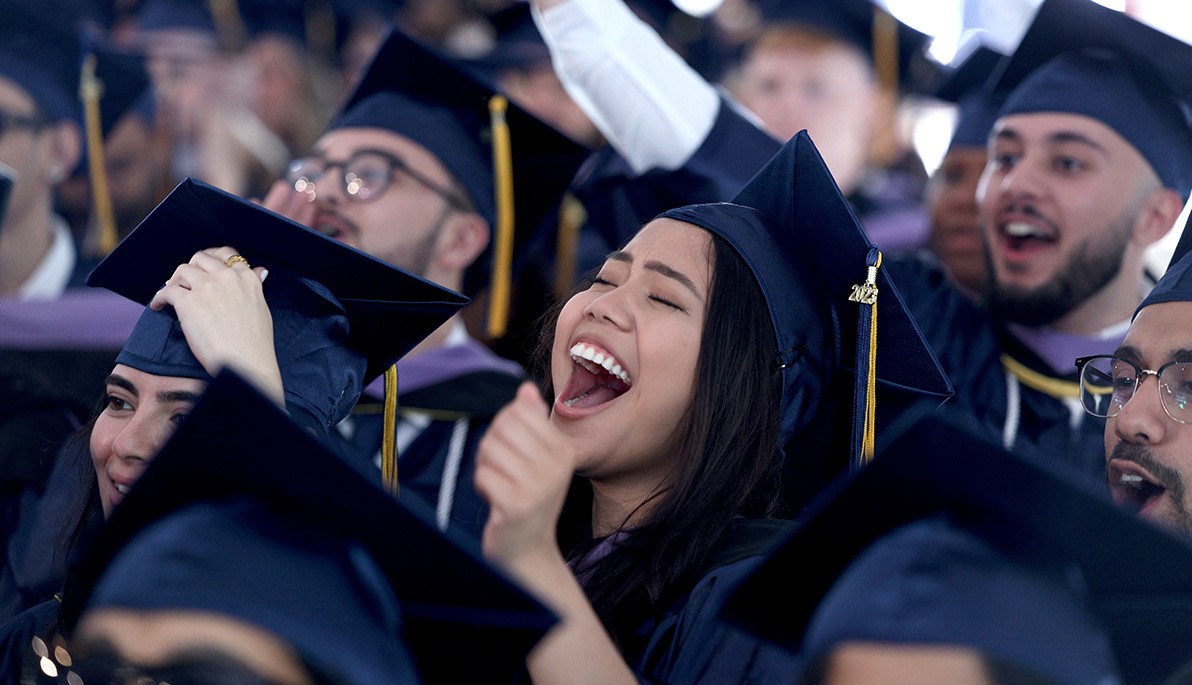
[487,94,516,339]
[79,53,118,256]
[848,247,882,471]
[872,6,899,92]
[381,364,400,496]
[554,194,586,298]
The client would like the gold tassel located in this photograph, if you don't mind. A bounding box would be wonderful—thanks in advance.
[872,6,899,93]
[207,0,247,53]
[79,54,118,256]
[487,94,516,339]
[554,194,586,298]
[381,364,400,496]
[863,287,878,464]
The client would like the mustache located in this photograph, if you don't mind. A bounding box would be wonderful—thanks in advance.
[1110,442,1185,498]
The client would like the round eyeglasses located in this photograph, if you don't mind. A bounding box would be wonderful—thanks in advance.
[1076,354,1192,425]
[286,148,471,210]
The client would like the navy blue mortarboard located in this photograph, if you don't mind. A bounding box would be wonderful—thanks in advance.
[135,0,216,34]
[87,179,467,451]
[658,131,951,470]
[935,44,1005,150]
[1135,211,1192,318]
[329,28,588,337]
[0,2,85,122]
[722,413,1192,685]
[62,370,557,685]
[471,3,550,75]
[752,0,932,92]
[993,0,1192,201]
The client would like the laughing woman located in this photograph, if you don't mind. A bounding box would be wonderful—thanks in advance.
[475,132,950,683]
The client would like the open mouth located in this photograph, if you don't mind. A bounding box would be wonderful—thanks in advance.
[559,342,632,410]
[999,220,1058,255]
[113,482,130,495]
[313,211,356,242]
[1108,460,1167,515]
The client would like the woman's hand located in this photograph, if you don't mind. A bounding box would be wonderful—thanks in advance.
[476,382,576,574]
[149,246,284,407]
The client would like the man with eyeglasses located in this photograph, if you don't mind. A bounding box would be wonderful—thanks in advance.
[1076,221,1192,539]
[262,29,585,540]
[0,5,83,300]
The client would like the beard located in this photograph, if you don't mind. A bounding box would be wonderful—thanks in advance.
[984,204,1135,327]
[1110,441,1192,539]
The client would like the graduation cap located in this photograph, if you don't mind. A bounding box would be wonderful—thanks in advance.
[87,178,467,485]
[1134,211,1192,317]
[752,0,932,93]
[61,369,557,685]
[471,2,551,76]
[722,412,1192,685]
[0,1,86,122]
[136,0,246,52]
[658,130,951,471]
[329,27,588,338]
[78,40,153,256]
[992,0,1192,201]
[934,43,1006,150]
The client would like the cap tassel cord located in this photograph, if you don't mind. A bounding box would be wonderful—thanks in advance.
[487,95,515,339]
[381,364,400,496]
[872,7,899,92]
[80,54,118,256]
[849,248,882,471]
[554,194,585,298]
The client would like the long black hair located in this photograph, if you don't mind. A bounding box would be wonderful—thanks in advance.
[536,230,783,653]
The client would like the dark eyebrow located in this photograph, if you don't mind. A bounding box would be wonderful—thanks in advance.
[1170,349,1192,364]
[1114,345,1142,364]
[604,250,703,300]
[105,373,137,397]
[159,389,203,405]
[1047,131,1109,158]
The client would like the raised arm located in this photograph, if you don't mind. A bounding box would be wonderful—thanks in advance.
[530,0,720,174]
[149,246,284,407]
[475,383,638,685]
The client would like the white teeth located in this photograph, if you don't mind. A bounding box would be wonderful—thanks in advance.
[569,342,631,385]
[114,483,129,495]
[1121,473,1144,489]
[1004,222,1047,238]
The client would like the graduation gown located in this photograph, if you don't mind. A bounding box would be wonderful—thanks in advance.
[618,519,803,684]
[338,337,523,542]
[886,256,1108,481]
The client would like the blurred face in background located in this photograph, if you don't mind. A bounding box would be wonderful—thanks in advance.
[730,26,877,195]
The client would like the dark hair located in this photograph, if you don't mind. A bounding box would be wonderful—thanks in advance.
[57,403,104,562]
[536,230,783,651]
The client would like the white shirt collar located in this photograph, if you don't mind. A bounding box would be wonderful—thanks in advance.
[18,216,76,300]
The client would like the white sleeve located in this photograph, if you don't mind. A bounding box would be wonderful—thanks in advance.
[532,0,721,174]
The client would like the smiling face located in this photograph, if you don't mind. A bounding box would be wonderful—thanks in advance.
[90,365,205,517]
[977,112,1159,326]
[1104,301,1192,538]
[550,219,712,493]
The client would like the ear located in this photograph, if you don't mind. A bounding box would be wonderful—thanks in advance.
[435,211,490,272]
[45,120,82,184]
[1130,186,1185,248]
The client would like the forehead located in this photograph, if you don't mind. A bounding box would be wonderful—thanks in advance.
[621,218,714,284]
[109,363,206,394]
[312,127,455,185]
[992,111,1141,156]
[1122,301,1192,362]
[0,76,37,115]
